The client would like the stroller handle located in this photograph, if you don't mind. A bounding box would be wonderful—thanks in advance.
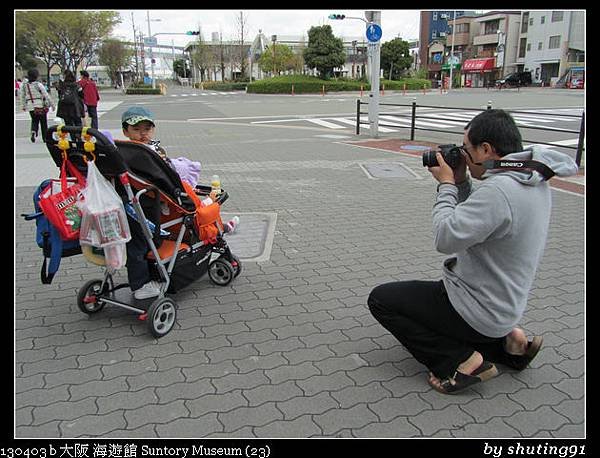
[216,191,229,205]
[193,184,229,205]
[46,125,114,146]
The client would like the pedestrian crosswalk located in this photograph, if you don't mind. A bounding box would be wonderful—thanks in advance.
[250,107,583,136]
[170,92,245,97]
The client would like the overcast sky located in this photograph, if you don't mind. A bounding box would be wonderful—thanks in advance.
[112,10,423,48]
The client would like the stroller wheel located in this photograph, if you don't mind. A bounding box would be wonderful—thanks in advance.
[147,297,177,338]
[230,254,242,278]
[77,279,107,314]
[208,258,235,286]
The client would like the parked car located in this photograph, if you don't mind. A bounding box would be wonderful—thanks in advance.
[495,72,532,88]
[569,78,584,89]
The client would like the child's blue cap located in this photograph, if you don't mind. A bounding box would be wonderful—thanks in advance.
[122,106,155,126]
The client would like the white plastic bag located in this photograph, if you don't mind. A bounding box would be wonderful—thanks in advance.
[78,160,131,269]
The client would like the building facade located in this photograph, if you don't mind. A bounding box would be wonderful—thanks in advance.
[432,10,585,88]
[518,10,585,85]
[419,10,475,82]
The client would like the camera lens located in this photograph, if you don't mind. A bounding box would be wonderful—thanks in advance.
[422,150,439,167]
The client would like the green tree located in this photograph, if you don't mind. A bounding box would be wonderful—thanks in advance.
[173,59,189,78]
[16,11,62,83]
[258,43,294,76]
[15,11,120,77]
[303,25,346,79]
[380,38,412,80]
[98,39,133,86]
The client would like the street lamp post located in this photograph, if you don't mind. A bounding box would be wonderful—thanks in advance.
[271,35,277,76]
[449,10,456,90]
[146,11,161,89]
[352,40,357,79]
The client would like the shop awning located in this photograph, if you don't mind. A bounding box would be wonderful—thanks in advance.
[462,58,496,73]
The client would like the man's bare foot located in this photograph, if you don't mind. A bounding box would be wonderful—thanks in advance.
[428,351,483,389]
[504,328,528,355]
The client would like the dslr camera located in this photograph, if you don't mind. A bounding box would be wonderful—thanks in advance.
[422,144,463,169]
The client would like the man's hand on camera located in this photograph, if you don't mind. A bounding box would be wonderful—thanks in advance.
[428,153,455,184]
[454,154,468,184]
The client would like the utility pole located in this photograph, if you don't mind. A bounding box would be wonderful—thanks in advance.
[147,11,154,88]
[366,10,381,138]
[329,11,381,137]
[449,10,456,90]
[131,13,140,83]
[140,33,146,80]
[171,39,175,80]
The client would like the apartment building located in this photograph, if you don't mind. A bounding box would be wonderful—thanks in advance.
[419,10,475,82]
[518,11,585,85]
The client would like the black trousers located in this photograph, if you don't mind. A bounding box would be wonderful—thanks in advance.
[125,215,151,291]
[29,111,48,141]
[86,105,98,129]
[63,116,82,127]
[368,280,516,378]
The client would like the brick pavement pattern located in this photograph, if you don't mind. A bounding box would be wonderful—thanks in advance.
[15,125,584,438]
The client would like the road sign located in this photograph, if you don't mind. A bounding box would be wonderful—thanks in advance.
[144,37,157,46]
[366,23,382,42]
[448,55,459,65]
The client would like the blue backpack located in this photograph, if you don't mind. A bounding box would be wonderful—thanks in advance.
[22,179,82,284]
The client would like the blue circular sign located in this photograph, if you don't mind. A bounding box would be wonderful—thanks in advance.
[366,23,382,42]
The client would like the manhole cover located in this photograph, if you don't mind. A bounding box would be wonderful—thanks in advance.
[362,162,419,179]
[220,212,277,262]
[402,145,431,151]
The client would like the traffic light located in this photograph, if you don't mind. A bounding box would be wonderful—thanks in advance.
[328,14,346,20]
[186,31,200,35]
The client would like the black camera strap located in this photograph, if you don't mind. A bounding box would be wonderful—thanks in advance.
[482,159,555,181]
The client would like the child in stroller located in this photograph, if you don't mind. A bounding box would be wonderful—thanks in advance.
[119,105,238,300]
[44,124,242,337]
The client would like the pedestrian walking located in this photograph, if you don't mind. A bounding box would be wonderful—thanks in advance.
[56,70,84,126]
[20,69,55,143]
[78,70,100,129]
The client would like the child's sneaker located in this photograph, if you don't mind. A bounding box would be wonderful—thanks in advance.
[133,281,161,300]
[224,216,240,234]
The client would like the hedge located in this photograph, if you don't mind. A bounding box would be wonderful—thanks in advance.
[197,81,247,91]
[246,75,431,94]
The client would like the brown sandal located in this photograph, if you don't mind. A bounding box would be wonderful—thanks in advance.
[429,361,498,395]
[504,335,543,371]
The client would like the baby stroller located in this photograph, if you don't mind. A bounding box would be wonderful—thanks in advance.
[44,125,242,337]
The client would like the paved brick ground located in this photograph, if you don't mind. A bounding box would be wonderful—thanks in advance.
[15,122,584,438]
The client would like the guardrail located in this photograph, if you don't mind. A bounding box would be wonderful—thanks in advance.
[356,100,585,167]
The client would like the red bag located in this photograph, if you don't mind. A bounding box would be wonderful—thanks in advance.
[38,156,87,241]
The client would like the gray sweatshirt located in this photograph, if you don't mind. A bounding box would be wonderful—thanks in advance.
[432,146,579,337]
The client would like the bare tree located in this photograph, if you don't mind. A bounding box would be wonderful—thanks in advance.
[218,29,226,81]
[234,11,248,80]
[191,28,214,83]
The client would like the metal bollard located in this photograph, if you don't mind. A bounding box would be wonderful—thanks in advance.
[411,99,417,141]
[356,99,361,135]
